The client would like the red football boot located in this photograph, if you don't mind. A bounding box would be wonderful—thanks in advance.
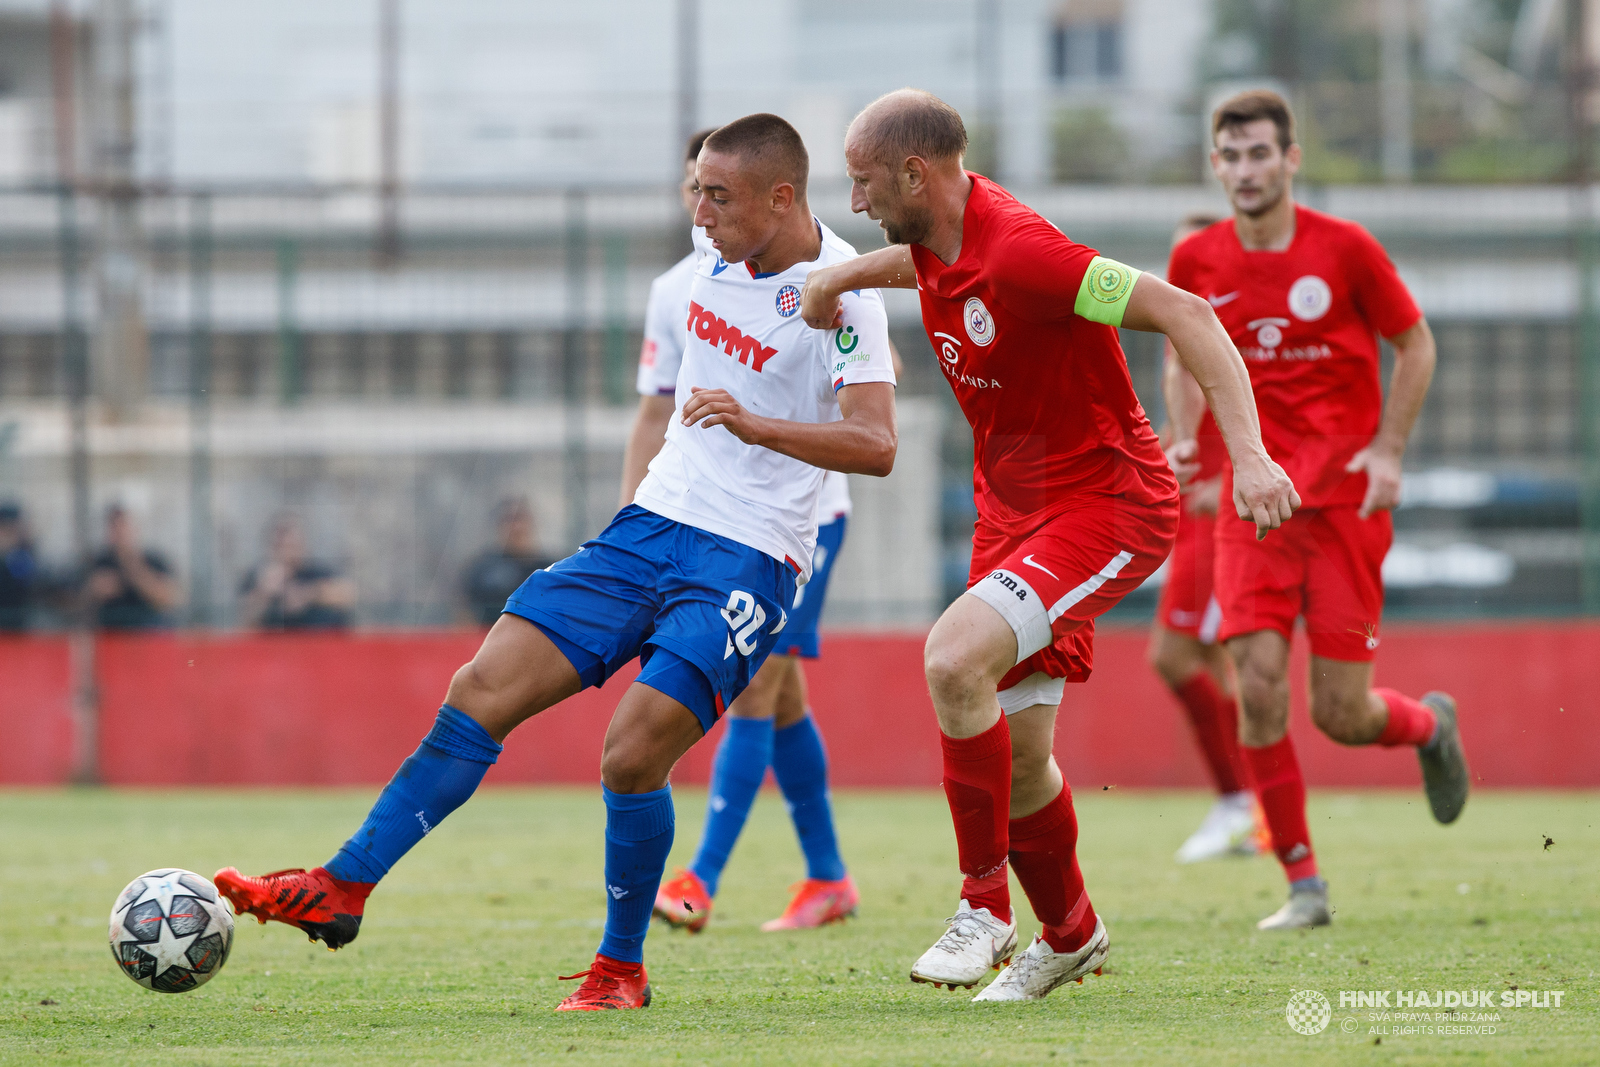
[213,866,371,949]
[652,868,712,933]
[555,955,652,1011]
[760,875,859,931]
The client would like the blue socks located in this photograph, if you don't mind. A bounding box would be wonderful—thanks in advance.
[325,705,502,884]
[687,713,847,898]
[773,714,846,883]
[688,716,774,896]
[598,785,676,964]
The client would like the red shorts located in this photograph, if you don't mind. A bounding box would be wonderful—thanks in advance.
[1155,503,1221,642]
[1213,505,1392,662]
[967,495,1177,691]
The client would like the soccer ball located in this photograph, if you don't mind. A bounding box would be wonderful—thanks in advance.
[108,869,235,993]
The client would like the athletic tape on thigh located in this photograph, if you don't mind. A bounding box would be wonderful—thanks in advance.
[997,671,1066,715]
[967,569,1052,662]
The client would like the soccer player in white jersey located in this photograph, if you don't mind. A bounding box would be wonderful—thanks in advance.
[622,130,863,935]
[212,113,898,1012]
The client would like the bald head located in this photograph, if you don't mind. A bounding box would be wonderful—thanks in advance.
[847,89,968,172]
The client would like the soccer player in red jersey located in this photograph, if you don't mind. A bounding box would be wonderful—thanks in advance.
[1151,214,1269,864]
[1165,90,1471,931]
[801,89,1299,1001]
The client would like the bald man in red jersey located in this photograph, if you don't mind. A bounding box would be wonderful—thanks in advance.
[1166,90,1471,932]
[802,89,1298,1003]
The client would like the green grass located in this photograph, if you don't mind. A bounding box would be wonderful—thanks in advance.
[1,788,1596,1065]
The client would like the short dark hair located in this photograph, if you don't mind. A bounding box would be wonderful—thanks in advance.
[702,113,810,198]
[684,126,718,164]
[1212,89,1295,151]
[854,89,968,166]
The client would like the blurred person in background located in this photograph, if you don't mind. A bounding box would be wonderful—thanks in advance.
[0,501,41,631]
[1167,89,1462,932]
[460,497,556,626]
[86,504,180,629]
[1148,214,1269,865]
[619,125,719,505]
[239,513,356,630]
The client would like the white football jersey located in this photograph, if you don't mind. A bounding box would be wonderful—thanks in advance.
[634,219,890,579]
[636,228,716,396]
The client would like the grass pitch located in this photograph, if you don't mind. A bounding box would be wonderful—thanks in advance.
[1,787,1595,1066]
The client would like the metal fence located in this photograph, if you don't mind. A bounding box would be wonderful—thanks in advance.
[0,183,1595,629]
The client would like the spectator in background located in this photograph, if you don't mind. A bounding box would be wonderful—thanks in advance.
[0,501,41,631]
[461,497,556,625]
[86,504,181,629]
[240,513,356,630]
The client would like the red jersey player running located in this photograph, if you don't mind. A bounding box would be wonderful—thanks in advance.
[802,90,1298,1002]
[1151,214,1270,864]
[1167,90,1471,931]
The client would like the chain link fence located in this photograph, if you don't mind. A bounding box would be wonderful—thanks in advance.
[0,182,1595,629]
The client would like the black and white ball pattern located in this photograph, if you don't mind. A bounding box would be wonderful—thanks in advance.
[108,869,235,993]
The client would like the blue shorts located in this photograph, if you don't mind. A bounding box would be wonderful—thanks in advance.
[776,515,847,659]
[503,505,798,733]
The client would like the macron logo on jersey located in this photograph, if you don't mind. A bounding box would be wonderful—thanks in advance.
[687,300,779,373]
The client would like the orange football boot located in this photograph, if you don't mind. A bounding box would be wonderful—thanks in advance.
[760,875,859,931]
[555,955,652,1011]
[213,866,371,949]
[652,868,712,932]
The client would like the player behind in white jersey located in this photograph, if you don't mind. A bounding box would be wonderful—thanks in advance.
[623,131,869,934]
[621,126,719,492]
[212,113,898,1012]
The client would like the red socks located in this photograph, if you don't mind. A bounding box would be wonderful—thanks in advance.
[940,716,1012,919]
[1009,785,1096,953]
[1173,671,1249,795]
[1374,688,1437,747]
[1241,735,1318,882]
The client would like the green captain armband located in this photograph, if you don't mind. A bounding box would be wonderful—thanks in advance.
[1074,256,1142,327]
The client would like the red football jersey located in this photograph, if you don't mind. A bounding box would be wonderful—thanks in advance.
[1195,410,1226,481]
[1167,205,1422,508]
[911,174,1176,533]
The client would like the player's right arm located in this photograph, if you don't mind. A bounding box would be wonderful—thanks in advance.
[1122,273,1300,539]
[620,270,690,506]
[798,245,917,329]
[619,395,676,507]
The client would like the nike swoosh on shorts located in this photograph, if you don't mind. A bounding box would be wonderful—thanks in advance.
[1207,292,1240,307]
[1021,555,1059,580]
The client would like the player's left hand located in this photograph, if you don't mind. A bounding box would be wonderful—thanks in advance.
[1347,440,1404,519]
[681,386,768,445]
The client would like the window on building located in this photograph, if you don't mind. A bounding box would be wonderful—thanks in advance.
[1050,0,1123,83]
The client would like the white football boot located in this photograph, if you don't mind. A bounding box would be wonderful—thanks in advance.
[1175,791,1265,863]
[972,917,1110,1002]
[909,900,1018,990]
[1256,880,1332,930]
